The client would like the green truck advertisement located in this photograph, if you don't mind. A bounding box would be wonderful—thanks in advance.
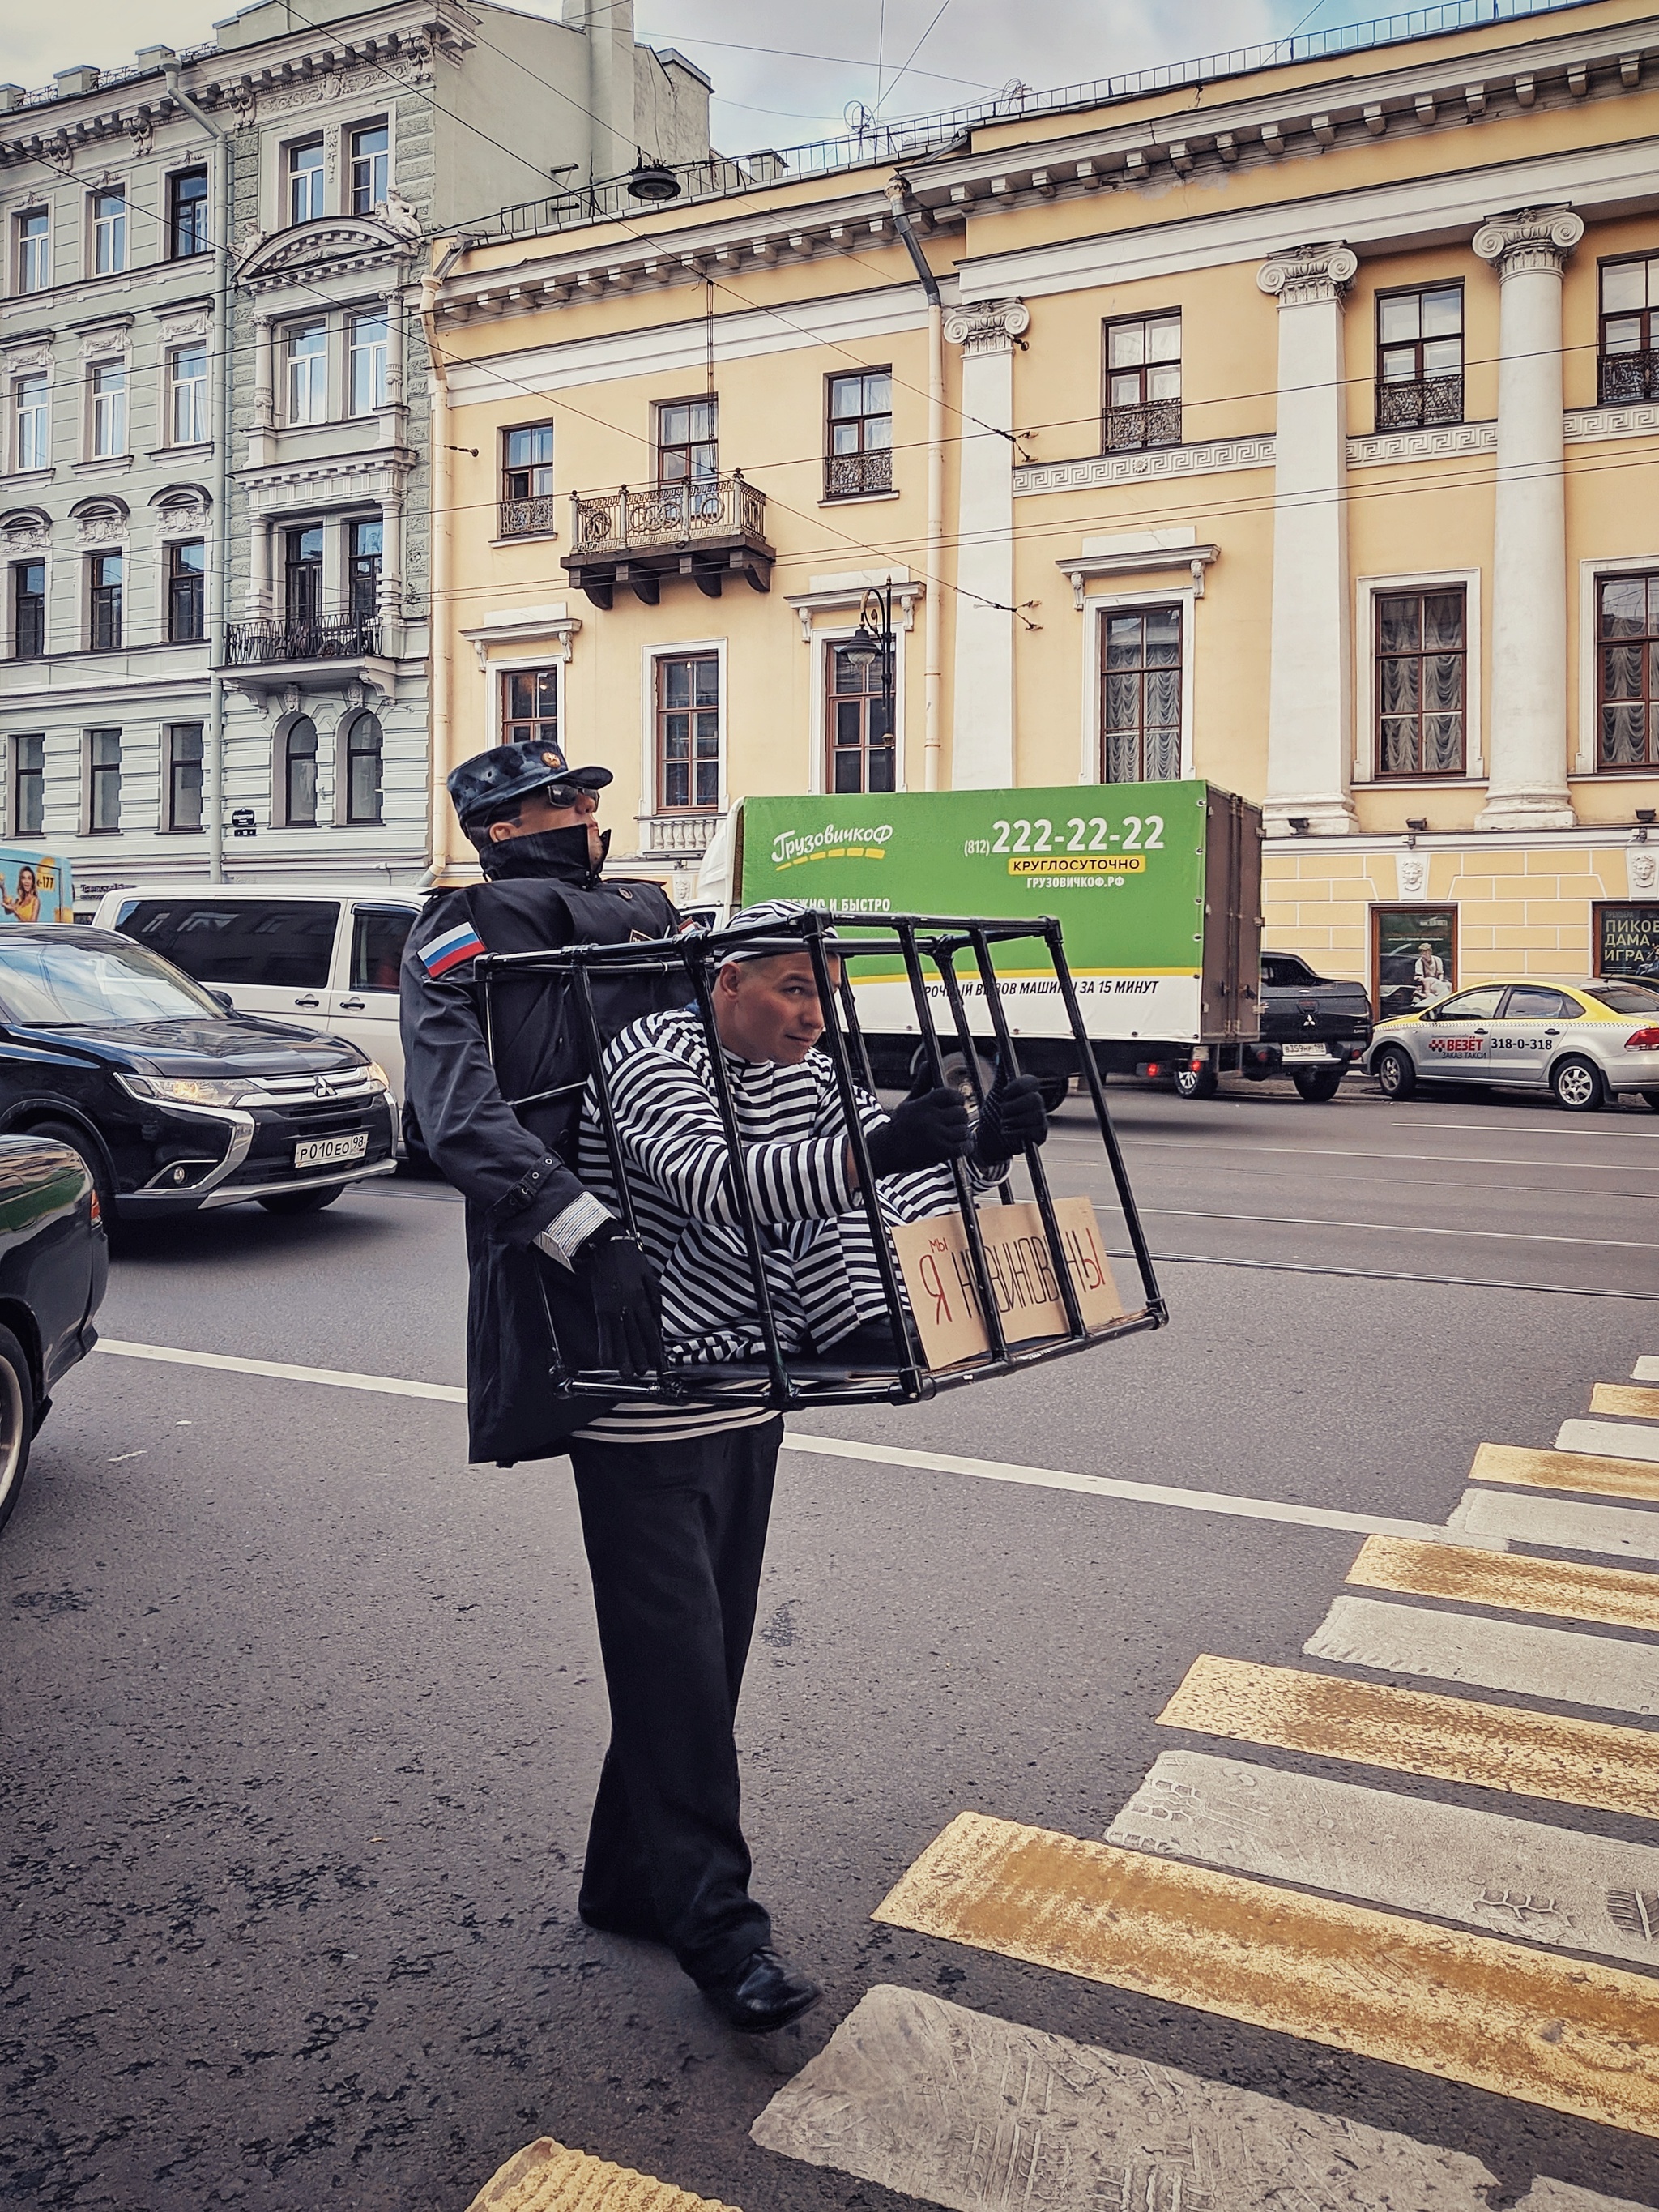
[713,781,1261,1068]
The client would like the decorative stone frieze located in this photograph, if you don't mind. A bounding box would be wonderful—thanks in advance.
[1347,420,1497,467]
[1015,436,1273,495]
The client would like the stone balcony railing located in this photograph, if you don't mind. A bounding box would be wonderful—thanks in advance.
[638,810,723,859]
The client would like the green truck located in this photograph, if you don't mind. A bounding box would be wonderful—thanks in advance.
[696,780,1264,1104]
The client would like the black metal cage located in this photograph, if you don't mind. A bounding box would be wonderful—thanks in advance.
[477,906,1166,1411]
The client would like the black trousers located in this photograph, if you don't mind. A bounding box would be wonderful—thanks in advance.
[569,1416,783,1985]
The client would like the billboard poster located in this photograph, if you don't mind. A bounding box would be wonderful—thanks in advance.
[0,849,74,925]
[1597,903,1659,978]
[736,784,1209,1040]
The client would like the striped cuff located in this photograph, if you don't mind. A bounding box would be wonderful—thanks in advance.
[533,1192,613,1270]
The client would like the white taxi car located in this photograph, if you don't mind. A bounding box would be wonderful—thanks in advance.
[1368,976,1659,1112]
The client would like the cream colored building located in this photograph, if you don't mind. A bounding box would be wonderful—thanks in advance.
[429,0,1659,1010]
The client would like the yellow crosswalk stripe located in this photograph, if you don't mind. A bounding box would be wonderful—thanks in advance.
[463,2139,741,2212]
[1158,1653,1659,1817]
[1348,1535,1659,1634]
[873,1811,1659,2138]
[1470,1441,1659,1503]
[1591,1385,1659,1422]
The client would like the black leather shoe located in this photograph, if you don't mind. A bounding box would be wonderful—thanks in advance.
[699,1946,822,2034]
[579,1901,667,1945]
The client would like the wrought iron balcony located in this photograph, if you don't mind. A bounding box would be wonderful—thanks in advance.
[825,450,893,499]
[1600,351,1659,405]
[561,472,774,609]
[224,615,383,666]
[1104,399,1182,452]
[1375,374,1464,430]
[497,493,559,539]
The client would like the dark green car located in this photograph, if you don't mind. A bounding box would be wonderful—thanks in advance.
[0,1135,107,1539]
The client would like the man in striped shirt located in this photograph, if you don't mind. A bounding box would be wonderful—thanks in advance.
[567,902,1047,2032]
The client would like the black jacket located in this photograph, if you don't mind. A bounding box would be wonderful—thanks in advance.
[400,826,681,1463]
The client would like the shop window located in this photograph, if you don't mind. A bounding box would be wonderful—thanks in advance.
[1596,572,1659,770]
[825,370,892,498]
[655,653,719,811]
[1103,314,1180,451]
[1100,605,1181,781]
[1372,905,1456,1021]
[1375,285,1464,429]
[1375,587,1466,777]
[825,641,893,794]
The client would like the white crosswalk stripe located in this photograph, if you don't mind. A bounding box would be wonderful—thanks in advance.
[1557,1419,1659,1463]
[1448,1487,1659,1559]
[1633,1357,1659,1382]
[1303,1591,1659,1714]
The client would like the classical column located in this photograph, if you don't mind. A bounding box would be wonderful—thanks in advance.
[1259,243,1358,835]
[944,298,1027,788]
[384,280,406,411]
[249,308,275,469]
[1472,207,1584,830]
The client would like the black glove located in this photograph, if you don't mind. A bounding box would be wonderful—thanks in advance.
[574,1226,663,1380]
[864,1087,972,1179]
[973,1074,1049,1169]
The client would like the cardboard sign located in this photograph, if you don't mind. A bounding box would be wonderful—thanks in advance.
[890,1197,1129,1369]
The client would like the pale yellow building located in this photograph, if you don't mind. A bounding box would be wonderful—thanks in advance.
[427,0,1659,1012]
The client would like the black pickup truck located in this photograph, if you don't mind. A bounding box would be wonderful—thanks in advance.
[1175,952,1374,1102]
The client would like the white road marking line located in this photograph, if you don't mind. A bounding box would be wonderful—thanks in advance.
[90,1338,1487,1547]
[1559,1419,1659,1465]
[1107,1748,1659,1969]
[1145,1209,1652,1249]
[1451,1488,1659,1561]
[1306,1592,1659,1713]
[1638,1358,1659,1382]
[753,1984,1636,2212]
[1089,1137,1659,1175]
[1390,1120,1644,1139]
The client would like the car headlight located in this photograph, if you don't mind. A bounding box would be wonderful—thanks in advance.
[119,1073,254,1108]
[362,1061,390,1094]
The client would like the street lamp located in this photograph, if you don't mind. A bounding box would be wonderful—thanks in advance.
[844,583,895,769]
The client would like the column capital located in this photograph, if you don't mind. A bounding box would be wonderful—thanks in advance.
[1472,207,1584,278]
[1257,242,1357,307]
[943,298,1029,355]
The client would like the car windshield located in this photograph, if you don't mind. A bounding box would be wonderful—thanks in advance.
[0,934,225,1027]
[1589,979,1659,1014]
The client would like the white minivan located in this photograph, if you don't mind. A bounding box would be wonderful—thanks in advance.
[93,882,427,1115]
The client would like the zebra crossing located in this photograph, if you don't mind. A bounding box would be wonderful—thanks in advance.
[755,1354,1659,2209]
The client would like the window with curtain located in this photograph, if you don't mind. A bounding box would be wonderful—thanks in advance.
[655,654,719,811]
[1597,572,1659,770]
[345,712,383,824]
[1375,587,1467,777]
[1100,606,1182,781]
[285,717,318,826]
[826,642,894,794]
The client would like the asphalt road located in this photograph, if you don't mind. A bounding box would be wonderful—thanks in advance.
[4,1072,1658,2211]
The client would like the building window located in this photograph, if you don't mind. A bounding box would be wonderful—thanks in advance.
[167,723,204,831]
[348,312,387,415]
[1104,314,1180,451]
[825,370,892,498]
[12,562,45,660]
[91,361,126,457]
[167,344,208,446]
[168,540,205,644]
[348,517,382,617]
[285,716,318,826]
[1375,587,1466,776]
[168,169,209,260]
[344,711,383,824]
[1376,284,1464,429]
[14,373,48,472]
[91,189,126,277]
[350,122,390,216]
[12,735,44,835]
[655,653,719,812]
[658,398,718,496]
[500,421,554,536]
[288,137,325,226]
[16,207,49,295]
[501,667,558,749]
[1597,571,1659,770]
[284,524,323,627]
[88,552,122,651]
[826,642,893,794]
[87,728,121,831]
[1601,257,1659,405]
[1101,606,1182,781]
[284,322,327,425]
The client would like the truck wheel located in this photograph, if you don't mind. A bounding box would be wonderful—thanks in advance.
[1550,1056,1604,1113]
[0,1323,36,1539]
[1373,1046,1416,1100]
[1292,1065,1345,1102]
[1174,1063,1219,1100]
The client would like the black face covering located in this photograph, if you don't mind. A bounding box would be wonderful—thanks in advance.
[476,822,611,883]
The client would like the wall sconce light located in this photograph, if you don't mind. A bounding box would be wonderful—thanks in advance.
[1636,808,1657,843]
[1288,815,1311,835]
[1405,815,1428,848]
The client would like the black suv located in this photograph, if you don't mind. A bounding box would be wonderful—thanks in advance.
[0,928,395,1224]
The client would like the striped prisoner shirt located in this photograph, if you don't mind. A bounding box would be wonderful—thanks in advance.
[570,1005,997,1443]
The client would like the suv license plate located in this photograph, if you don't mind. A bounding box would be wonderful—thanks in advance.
[294,1133,369,1169]
[1281,1042,1332,1062]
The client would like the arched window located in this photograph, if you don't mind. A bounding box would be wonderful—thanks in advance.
[285,716,318,826]
[345,711,382,825]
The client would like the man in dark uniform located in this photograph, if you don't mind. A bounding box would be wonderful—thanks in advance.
[400,741,824,2035]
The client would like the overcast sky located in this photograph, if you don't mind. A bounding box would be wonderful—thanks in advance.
[3,1,1401,152]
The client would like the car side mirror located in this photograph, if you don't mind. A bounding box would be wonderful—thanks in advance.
[211,989,236,1013]
[1420,1003,1439,1020]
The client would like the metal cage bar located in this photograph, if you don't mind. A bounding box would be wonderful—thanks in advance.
[928,936,1015,1208]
